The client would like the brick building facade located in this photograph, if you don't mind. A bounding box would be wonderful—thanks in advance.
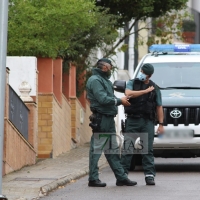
[3,57,92,175]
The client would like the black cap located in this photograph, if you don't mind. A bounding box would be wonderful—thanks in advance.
[97,58,112,66]
[142,63,154,75]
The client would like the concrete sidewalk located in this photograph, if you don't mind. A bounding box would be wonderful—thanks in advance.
[2,143,107,200]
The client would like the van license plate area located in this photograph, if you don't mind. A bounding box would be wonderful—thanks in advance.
[161,129,194,139]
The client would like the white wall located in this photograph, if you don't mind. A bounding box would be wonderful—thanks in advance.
[6,57,37,96]
[187,0,192,9]
[191,0,200,12]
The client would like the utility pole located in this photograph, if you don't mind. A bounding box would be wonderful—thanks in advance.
[124,22,129,70]
[134,21,138,70]
[0,0,9,199]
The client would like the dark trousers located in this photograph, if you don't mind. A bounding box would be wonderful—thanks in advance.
[121,117,156,176]
[89,115,127,181]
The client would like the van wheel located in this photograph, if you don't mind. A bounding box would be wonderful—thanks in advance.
[129,154,142,171]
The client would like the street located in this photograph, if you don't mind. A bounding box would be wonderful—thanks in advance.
[41,157,200,200]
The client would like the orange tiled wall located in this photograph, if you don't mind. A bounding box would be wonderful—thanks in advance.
[38,94,53,158]
[3,120,36,175]
[3,68,36,175]
[26,102,38,153]
[70,98,76,140]
[52,94,71,157]
[38,94,71,158]
[75,99,92,145]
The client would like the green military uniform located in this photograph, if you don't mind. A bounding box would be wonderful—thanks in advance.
[121,79,162,177]
[86,68,128,181]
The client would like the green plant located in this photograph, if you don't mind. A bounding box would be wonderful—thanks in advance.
[182,20,196,32]
[8,0,96,58]
[143,10,191,47]
[95,0,188,57]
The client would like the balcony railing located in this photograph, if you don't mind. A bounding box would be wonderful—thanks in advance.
[9,85,29,140]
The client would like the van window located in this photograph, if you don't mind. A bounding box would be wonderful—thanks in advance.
[138,62,200,88]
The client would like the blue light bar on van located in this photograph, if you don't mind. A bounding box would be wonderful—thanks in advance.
[149,44,200,53]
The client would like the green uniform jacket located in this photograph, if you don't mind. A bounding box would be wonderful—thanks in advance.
[86,68,122,115]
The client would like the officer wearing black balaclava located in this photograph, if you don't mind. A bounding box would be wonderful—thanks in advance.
[86,58,137,187]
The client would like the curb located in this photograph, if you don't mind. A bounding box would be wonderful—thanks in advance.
[37,162,108,199]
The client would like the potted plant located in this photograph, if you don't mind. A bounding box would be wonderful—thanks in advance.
[182,20,196,43]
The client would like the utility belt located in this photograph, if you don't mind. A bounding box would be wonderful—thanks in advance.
[89,113,102,133]
[126,113,154,120]
[90,108,116,117]
[89,108,115,132]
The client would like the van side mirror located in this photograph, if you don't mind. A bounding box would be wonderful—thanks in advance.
[113,80,126,93]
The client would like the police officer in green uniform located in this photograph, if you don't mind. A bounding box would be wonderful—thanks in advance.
[121,63,164,185]
[86,58,137,187]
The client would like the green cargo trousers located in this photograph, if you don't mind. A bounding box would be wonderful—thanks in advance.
[121,117,156,177]
[89,114,128,181]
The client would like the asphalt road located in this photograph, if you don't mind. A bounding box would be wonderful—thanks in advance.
[41,157,200,200]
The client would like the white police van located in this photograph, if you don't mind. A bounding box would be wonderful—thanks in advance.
[114,44,200,168]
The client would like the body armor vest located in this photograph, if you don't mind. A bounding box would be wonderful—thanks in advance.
[124,78,157,117]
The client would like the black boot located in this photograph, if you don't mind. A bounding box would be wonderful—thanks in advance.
[116,178,137,186]
[145,177,155,185]
[88,179,106,187]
